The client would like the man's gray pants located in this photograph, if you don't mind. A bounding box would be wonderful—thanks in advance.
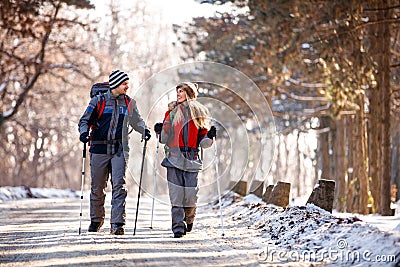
[90,152,127,225]
[167,167,199,234]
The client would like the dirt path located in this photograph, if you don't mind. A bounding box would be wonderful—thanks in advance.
[0,194,269,267]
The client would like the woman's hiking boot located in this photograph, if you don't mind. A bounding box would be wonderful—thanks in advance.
[110,223,125,235]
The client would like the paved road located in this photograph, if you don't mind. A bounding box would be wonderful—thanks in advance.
[0,194,265,266]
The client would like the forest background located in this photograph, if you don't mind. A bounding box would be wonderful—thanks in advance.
[1,0,399,216]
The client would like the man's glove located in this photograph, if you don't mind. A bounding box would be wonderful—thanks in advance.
[144,128,151,141]
[79,132,89,143]
[154,122,163,135]
[207,126,216,139]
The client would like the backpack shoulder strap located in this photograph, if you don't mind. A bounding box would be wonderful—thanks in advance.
[196,127,203,148]
[96,94,106,120]
[123,95,135,134]
[124,95,131,114]
[169,109,176,123]
[197,127,204,160]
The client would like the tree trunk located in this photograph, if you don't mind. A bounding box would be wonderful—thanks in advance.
[319,116,331,180]
[273,134,282,184]
[333,118,346,212]
[366,0,382,214]
[377,0,392,215]
[366,0,393,215]
[354,96,369,215]
[295,130,301,197]
[346,116,356,213]
[391,118,400,202]
[368,88,382,214]
[283,134,290,180]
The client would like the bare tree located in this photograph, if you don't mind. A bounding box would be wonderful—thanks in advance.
[0,0,94,127]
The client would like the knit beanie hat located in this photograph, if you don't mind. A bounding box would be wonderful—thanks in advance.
[109,70,129,90]
[181,82,198,99]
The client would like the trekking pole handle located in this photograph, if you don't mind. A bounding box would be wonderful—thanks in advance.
[83,142,87,158]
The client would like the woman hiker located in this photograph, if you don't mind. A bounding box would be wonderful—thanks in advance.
[154,82,216,238]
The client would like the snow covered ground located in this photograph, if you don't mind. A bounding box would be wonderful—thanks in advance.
[212,192,400,266]
[0,186,77,201]
[1,186,399,266]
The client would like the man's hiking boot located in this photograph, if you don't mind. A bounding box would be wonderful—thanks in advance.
[110,223,125,235]
[174,232,185,238]
[88,221,103,232]
[186,223,193,232]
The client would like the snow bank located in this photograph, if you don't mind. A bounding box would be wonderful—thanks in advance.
[0,186,78,201]
[218,192,400,266]
[0,186,29,200]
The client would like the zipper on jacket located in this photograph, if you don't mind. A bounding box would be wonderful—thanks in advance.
[107,97,119,154]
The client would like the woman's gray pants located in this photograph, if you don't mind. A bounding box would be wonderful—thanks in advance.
[89,152,127,225]
[167,167,199,234]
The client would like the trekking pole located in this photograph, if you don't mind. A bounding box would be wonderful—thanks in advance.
[150,134,160,229]
[79,142,87,235]
[213,135,225,237]
[134,137,148,235]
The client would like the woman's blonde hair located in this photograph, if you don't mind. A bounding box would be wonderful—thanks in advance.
[172,82,210,129]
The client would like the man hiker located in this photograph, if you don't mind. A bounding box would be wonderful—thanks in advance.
[78,70,151,235]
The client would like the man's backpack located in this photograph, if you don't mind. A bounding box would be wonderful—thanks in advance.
[90,82,109,123]
[90,82,109,98]
[90,82,131,121]
[88,82,133,141]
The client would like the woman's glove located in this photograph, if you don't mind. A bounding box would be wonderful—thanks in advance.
[207,126,216,139]
[154,123,163,135]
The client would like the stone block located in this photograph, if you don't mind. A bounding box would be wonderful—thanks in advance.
[267,181,291,208]
[306,179,336,212]
[233,181,247,196]
[249,180,264,198]
[262,185,274,203]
